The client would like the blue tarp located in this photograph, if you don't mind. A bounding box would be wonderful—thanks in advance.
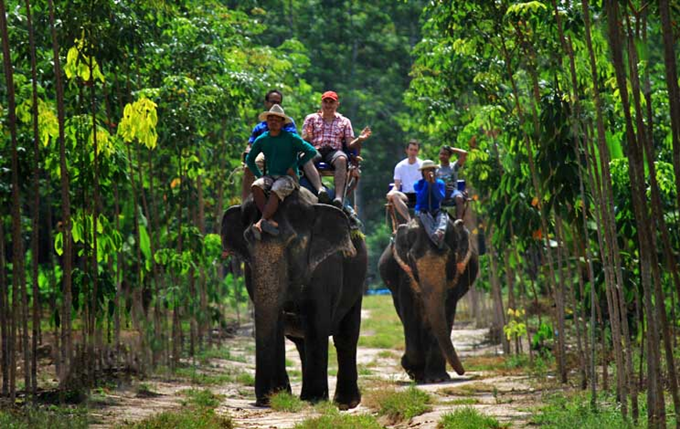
[365,288,391,296]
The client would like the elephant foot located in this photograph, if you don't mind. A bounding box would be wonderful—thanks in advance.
[300,390,329,404]
[255,396,270,407]
[421,370,451,384]
[402,355,424,382]
[334,387,361,410]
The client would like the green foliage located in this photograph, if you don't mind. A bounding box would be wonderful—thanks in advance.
[439,407,506,429]
[118,98,159,149]
[503,308,527,341]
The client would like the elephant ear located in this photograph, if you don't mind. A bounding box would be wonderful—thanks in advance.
[308,205,356,274]
[221,205,249,262]
[394,223,415,261]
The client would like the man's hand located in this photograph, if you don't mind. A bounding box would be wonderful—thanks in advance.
[425,171,436,184]
[286,167,298,180]
[358,126,372,142]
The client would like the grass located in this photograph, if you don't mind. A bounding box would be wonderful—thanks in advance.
[0,406,88,429]
[530,391,640,429]
[136,383,160,398]
[197,346,247,364]
[119,408,232,428]
[172,365,249,386]
[359,295,404,349]
[179,388,224,409]
[293,404,382,429]
[269,391,305,412]
[438,382,497,397]
[441,397,481,405]
[363,384,431,423]
[438,407,507,429]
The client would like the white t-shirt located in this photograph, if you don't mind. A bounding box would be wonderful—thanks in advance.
[394,157,422,193]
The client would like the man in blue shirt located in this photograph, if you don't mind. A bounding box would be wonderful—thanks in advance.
[242,89,329,204]
[414,160,449,248]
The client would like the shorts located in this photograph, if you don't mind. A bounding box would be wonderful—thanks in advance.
[252,175,298,200]
[315,146,347,165]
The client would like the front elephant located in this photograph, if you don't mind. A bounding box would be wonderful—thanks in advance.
[221,189,367,409]
[379,218,478,383]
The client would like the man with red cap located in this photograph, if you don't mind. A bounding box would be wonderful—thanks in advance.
[302,91,371,207]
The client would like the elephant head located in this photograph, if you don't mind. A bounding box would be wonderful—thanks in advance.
[391,218,476,375]
[220,188,356,402]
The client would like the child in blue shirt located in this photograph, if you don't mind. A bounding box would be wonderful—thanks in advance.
[413,160,449,248]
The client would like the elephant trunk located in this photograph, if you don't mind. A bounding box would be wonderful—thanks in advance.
[417,252,465,376]
[423,291,465,375]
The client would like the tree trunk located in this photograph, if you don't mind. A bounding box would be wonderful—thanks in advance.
[0,214,7,396]
[605,1,663,424]
[24,0,41,398]
[47,0,73,384]
[658,0,680,216]
[0,0,26,402]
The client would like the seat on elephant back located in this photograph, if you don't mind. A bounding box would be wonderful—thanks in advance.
[310,139,362,202]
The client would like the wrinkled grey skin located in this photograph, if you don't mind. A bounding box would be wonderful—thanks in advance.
[378,218,478,383]
[221,188,367,409]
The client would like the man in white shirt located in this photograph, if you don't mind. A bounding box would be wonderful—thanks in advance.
[386,140,422,222]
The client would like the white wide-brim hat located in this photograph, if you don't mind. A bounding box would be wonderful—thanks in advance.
[418,160,438,171]
[258,104,293,124]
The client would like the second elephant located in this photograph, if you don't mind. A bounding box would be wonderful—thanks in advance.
[379,217,478,383]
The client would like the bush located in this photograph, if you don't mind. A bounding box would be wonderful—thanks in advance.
[364,385,431,423]
[269,391,305,412]
[180,388,223,409]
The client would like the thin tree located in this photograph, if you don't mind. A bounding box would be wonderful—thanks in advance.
[47,0,74,382]
[24,0,41,397]
[0,0,25,403]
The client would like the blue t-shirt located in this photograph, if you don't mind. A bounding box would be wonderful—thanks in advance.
[248,119,298,145]
[414,179,446,212]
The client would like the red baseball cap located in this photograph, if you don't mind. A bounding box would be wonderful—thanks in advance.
[321,91,339,102]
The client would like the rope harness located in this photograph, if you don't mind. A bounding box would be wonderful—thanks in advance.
[390,233,472,296]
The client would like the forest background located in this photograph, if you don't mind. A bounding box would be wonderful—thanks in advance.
[1,0,680,427]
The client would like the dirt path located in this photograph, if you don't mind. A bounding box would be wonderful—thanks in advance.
[92,316,547,428]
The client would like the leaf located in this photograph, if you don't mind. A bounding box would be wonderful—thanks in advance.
[55,232,64,256]
[139,225,152,262]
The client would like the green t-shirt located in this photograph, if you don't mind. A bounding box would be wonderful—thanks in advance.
[246,131,318,178]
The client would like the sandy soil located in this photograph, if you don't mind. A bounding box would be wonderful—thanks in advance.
[90,315,548,428]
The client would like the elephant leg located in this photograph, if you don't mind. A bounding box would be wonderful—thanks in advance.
[254,314,290,406]
[288,336,306,376]
[398,284,426,382]
[333,298,362,410]
[300,307,330,403]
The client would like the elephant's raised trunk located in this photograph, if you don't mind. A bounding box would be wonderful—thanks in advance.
[417,253,465,375]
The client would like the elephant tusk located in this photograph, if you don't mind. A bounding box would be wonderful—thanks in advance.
[391,243,422,295]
